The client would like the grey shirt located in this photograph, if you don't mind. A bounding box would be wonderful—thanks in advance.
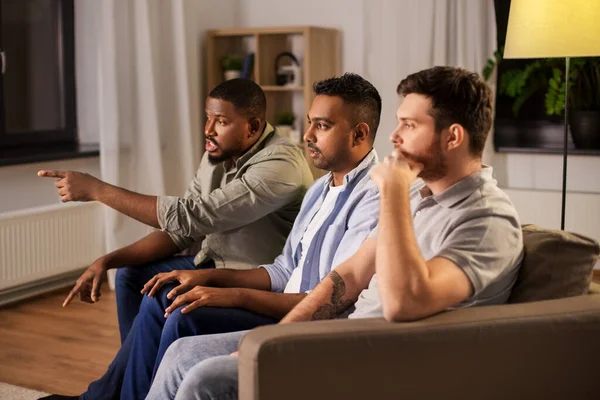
[157,123,314,270]
[350,166,523,319]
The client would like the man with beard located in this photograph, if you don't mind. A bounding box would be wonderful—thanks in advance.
[145,66,524,400]
[39,73,383,400]
[38,78,313,342]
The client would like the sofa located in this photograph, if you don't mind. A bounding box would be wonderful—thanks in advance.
[238,225,600,400]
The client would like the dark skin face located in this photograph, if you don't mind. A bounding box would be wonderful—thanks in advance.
[204,97,263,165]
[304,95,371,186]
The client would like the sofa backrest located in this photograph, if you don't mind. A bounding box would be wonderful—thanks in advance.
[508,224,600,303]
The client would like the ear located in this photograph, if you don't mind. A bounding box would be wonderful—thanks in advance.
[446,123,466,151]
[247,117,262,138]
[352,122,371,147]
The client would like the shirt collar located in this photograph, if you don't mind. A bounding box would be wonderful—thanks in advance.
[322,148,379,189]
[223,123,275,172]
[424,165,494,208]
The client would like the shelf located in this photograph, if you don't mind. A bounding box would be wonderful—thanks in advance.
[261,85,304,92]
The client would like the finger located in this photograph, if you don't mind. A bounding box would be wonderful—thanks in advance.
[164,294,189,316]
[91,275,102,302]
[38,170,67,179]
[58,188,67,196]
[55,180,65,189]
[148,276,174,297]
[61,195,71,203]
[181,299,204,314]
[141,275,159,295]
[79,287,94,304]
[230,351,239,356]
[63,285,80,307]
[166,283,190,300]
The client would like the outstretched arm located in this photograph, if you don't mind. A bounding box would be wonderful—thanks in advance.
[38,170,160,228]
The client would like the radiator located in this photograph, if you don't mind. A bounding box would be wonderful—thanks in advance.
[0,202,105,306]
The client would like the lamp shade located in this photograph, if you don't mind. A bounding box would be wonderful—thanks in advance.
[504,0,600,59]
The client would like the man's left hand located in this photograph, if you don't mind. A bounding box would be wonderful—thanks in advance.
[38,170,103,202]
[164,286,243,317]
[370,151,423,191]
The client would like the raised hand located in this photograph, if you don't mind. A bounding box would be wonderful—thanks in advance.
[370,151,423,190]
[38,170,103,202]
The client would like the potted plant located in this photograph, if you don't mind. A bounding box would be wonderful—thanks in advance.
[221,55,243,81]
[484,50,600,149]
[547,58,600,149]
[275,111,301,143]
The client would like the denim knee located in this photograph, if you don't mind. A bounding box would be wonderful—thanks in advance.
[177,356,239,400]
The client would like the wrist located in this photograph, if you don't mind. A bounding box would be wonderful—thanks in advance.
[90,178,105,202]
[379,180,409,199]
[234,288,247,308]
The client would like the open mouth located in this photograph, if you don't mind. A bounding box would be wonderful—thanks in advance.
[205,139,219,152]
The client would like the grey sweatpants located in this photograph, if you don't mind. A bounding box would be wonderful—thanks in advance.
[146,330,248,400]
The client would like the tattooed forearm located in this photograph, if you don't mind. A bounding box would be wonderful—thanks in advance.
[311,270,355,320]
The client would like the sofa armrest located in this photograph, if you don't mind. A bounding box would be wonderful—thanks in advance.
[239,295,600,400]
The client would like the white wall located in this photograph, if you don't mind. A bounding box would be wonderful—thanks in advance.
[0,157,100,214]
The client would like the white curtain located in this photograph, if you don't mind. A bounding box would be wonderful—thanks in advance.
[363,0,497,161]
[75,0,202,286]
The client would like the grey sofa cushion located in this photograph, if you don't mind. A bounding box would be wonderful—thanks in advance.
[508,224,600,303]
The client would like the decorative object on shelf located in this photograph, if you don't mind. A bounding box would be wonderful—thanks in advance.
[503,0,600,230]
[275,110,295,140]
[221,54,243,80]
[275,52,302,86]
[240,53,255,80]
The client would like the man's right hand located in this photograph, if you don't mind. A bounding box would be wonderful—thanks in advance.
[63,260,107,307]
[141,270,210,299]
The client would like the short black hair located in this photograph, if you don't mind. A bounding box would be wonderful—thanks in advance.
[313,73,382,140]
[208,79,267,120]
[397,66,493,158]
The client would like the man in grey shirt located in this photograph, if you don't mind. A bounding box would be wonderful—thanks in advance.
[145,66,524,400]
[38,79,313,342]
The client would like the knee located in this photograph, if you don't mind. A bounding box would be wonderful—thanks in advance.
[139,291,166,316]
[162,306,196,335]
[115,266,138,288]
[178,356,238,399]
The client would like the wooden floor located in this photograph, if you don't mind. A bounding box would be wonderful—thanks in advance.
[0,288,120,395]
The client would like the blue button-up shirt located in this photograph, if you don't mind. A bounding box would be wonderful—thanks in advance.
[263,149,380,293]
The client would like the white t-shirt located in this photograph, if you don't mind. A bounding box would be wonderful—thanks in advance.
[283,184,345,293]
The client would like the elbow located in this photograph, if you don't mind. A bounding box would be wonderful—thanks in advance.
[382,295,431,323]
[382,300,414,322]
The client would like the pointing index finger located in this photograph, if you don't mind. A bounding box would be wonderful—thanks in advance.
[38,170,67,179]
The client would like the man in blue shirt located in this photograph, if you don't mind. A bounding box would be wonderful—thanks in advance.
[56,73,382,400]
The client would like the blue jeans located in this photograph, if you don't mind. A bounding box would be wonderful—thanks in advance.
[114,255,198,343]
[147,331,246,400]
[83,262,278,400]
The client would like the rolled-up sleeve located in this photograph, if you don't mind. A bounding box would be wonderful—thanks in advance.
[157,154,306,240]
[260,233,296,292]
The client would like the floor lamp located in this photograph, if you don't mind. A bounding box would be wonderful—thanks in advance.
[503,0,600,230]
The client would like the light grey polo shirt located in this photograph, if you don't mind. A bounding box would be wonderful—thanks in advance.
[157,123,314,270]
[350,166,523,319]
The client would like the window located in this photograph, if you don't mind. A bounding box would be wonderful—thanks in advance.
[0,0,76,149]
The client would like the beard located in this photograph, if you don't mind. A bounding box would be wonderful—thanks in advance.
[206,138,237,165]
[399,136,448,181]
